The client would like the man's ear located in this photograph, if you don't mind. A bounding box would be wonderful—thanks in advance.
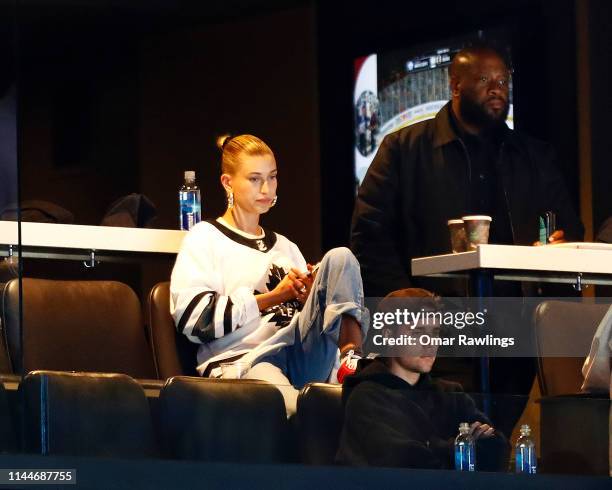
[220,173,232,193]
[450,76,461,98]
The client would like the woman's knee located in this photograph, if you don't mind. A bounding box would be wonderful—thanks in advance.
[322,247,359,269]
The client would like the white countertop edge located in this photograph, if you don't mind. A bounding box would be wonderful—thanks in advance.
[0,221,187,254]
[412,243,612,276]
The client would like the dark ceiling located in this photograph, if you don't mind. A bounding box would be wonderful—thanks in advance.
[16,0,313,32]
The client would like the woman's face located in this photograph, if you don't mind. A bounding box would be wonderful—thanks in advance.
[225,153,277,215]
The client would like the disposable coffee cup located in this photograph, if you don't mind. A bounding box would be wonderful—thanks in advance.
[462,215,492,250]
[220,361,250,379]
[447,219,468,253]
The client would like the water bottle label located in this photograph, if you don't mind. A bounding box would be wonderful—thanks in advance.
[516,448,537,474]
[455,444,475,471]
[180,209,194,231]
[179,189,202,230]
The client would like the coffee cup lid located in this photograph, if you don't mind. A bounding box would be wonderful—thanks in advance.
[462,215,492,222]
[447,219,464,225]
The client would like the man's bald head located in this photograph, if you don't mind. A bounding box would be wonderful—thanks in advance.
[449,46,509,81]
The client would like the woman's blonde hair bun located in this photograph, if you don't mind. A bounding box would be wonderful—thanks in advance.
[216,134,232,152]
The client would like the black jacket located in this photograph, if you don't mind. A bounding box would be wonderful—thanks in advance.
[335,359,510,470]
[351,103,584,297]
[596,216,612,243]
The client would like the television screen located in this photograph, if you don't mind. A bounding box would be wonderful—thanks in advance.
[354,33,514,186]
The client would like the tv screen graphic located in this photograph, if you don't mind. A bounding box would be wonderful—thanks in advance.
[354,34,514,186]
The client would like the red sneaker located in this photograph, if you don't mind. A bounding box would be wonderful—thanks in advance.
[335,350,361,383]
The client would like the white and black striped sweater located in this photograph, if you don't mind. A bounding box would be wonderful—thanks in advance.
[170,218,307,372]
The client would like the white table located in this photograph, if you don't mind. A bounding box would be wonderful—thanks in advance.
[412,242,612,289]
[0,221,186,263]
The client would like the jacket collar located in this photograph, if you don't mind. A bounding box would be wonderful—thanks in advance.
[432,102,460,148]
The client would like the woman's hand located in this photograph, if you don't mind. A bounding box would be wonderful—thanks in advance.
[255,272,295,311]
[256,268,313,311]
[271,271,301,302]
[291,268,314,304]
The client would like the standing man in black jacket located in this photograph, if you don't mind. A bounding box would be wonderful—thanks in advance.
[351,45,584,298]
[350,45,584,424]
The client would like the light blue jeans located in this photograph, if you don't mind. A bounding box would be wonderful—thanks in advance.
[252,247,369,389]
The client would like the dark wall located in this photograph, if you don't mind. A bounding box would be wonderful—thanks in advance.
[16,2,320,299]
[0,1,17,214]
[138,6,321,261]
[317,0,581,249]
[18,6,141,225]
[589,0,612,233]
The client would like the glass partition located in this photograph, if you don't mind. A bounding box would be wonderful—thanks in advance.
[0,0,20,459]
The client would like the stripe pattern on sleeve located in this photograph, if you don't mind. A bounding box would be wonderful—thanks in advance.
[177,291,236,343]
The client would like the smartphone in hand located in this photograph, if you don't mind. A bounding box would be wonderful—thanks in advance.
[305,262,321,277]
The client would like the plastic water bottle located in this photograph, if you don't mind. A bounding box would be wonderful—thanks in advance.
[515,424,537,474]
[179,170,201,231]
[455,422,476,471]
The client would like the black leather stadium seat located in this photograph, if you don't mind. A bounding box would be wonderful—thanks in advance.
[534,300,611,475]
[159,376,289,463]
[147,282,199,379]
[0,380,17,453]
[0,280,15,375]
[21,371,158,458]
[0,317,12,376]
[534,300,609,396]
[296,383,343,465]
[2,278,156,378]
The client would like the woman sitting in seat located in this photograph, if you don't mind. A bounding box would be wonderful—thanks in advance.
[170,134,368,413]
